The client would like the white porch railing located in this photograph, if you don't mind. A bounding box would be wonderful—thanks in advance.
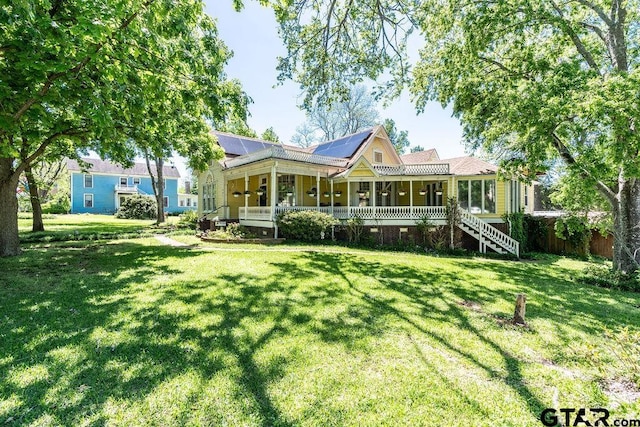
[240,206,447,221]
[114,184,139,192]
[373,163,450,175]
[459,209,520,257]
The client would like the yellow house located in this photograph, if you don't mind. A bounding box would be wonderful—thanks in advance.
[198,125,531,256]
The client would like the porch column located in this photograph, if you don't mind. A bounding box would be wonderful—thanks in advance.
[371,180,376,215]
[244,172,248,220]
[347,180,351,215]
[330,179,334,216]
[316,172,320,208]
[223,179,228,219]
[270,163,277,222]
[409,180,414,217]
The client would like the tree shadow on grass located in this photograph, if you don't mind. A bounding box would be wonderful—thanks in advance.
[295,251,640,421]
[2,244,639,425]
[0,242,298,426]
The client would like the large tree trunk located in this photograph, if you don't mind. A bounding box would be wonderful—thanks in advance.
[612,179,640,274]
[25,164,45,232]
[0,158,21,257]
[155,157,165,224]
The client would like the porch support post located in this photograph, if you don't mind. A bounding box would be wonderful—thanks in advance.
[316,172,320,208]
[410,180,414,217]
[371,179,376,211]
[223,179,228,219]
[244,172,249,220]
[330,179,334,216]
[270,163,277,222]
[347,180,351,214]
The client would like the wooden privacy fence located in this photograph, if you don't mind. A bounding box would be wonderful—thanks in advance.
[540,218,613,259]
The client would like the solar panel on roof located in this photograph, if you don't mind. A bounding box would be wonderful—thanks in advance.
[312,129,372,158]
[215,133,276,156]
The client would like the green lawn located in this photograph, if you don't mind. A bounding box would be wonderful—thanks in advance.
[1,223,639,425]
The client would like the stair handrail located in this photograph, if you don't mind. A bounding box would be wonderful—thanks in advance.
[459,209,520,257]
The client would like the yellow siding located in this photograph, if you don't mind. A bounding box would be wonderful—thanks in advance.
[350,169,375,177]
[362,136,401,165]
[496,180,506,215]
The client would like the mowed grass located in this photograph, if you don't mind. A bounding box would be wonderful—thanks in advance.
[1,225,640,425]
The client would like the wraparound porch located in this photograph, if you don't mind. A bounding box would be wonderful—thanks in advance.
[235,205,519,257]
[238,205,448,225]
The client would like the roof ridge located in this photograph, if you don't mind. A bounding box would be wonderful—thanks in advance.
[212,130,280,146]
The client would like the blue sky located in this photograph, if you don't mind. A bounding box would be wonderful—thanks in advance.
[204,1,467,160]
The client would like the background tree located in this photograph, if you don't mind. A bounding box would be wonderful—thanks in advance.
[292,84,409,147]
[410,145,426,153]
[305,84,379,140]
[261,127,281,143]
[0,0,247,255]
[218,115,258,137]
[383,118,410,154]
[290,122,320,148]
[19,157,68,231]
[270,0,640,273]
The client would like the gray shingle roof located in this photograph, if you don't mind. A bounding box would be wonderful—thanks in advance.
[400,149,440,164]
[66,158,181,178]
[439,156,497,175]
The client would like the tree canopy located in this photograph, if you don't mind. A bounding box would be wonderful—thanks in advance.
[0,0,248,255]
[270,0,640,273]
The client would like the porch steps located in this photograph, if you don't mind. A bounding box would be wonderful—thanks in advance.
[459,210,520,257]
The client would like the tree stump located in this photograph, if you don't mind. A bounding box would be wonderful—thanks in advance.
[513,293,526,325]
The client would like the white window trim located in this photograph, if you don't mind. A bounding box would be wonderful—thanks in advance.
[120,176,128,186]
[84,174,93,188]
[458,178,496,214]
[84,193,94,208]
[373,150,383,164]
[133,177,141,185]
[163,196,169,208]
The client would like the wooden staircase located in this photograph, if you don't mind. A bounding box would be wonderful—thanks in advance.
[459,210,519,257]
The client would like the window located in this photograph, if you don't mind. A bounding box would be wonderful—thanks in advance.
[120,177,127,186]
[179,200,185,207]
[203,175,215,211]
[84,174,93,188]
[457,179,496,214]
[186,198,191,207]
[163,179,167,190]
[373,150,383,163]
[524,185,529,207]
[163,197,169,208]
[457,181,469,209]
[277,174,295,206]
[84,193,93,208]
[193,201,197,207]
[133,177,140,185]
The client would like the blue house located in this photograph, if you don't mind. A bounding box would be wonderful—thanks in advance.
[66,158,192,214]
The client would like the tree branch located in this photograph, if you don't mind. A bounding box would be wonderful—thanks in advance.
[12,0,156,122]
[550,132,617,204]
[549,1,600,73]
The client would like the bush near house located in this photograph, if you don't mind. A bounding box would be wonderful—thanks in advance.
[277,210,338,242]
[115,195,157,220]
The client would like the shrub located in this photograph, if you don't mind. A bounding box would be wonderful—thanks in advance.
[605,327,640,387]
[345,215,364,244]
[503,211,526,250]
[177,210,199,229]
[555,214,592,255]
[578,265,640,292]
[115,195,157,219]
[42,201,68,214]
[277,210,338,242]
[523,214,548,252]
